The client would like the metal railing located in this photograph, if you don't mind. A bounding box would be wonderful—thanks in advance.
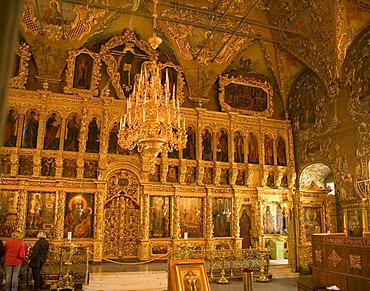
[168,244,271,282]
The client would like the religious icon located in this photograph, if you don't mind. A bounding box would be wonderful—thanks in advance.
[64,193,93,238]
[84,161,98,179]
[149,165,161,182]
[277,136,287,166]
[264,134,274,165]
[202,167,213,185]
[28,193,42,229]
[185,166,196,184]
[26,192,57,237]
[0,190,20,237]
[169,259,210,291]
[167,167,178,183]
[235,169,245,185]
[212,198,231,237]
[183,126,196,160]
[263,204,282,234]
[44,113,60,150]
[86,117,100,153]
[41,157,56,177]
[220,168,229,185]
[233,131,244,163]
[108,122,119,154]
[239,208,252,249]
[18,156,33,176]
[248,132,259,164]
[3,109,18,147]
[22,111,39,149]
[304,207,321,241]
[348,210,362,237]
[179,197,203,238]
[73,54,93,89]
[63,159,77,178]
[42,0,64,25]
[217,129,228,162]
[149,196,170,238]
[64,114,80,151]
[201,128,213,161]
[1,155,11,175]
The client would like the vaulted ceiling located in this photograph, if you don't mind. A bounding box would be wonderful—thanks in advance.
[19,0,370,112]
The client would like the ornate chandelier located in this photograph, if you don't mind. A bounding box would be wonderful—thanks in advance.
[117,1,186,172]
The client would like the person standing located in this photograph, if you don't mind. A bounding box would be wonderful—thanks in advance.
[28,231,49,291]
[4,229,26,291]
[0,238,4,259]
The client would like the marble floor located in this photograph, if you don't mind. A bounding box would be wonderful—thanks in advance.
[13,260,300,290]
[86,260,299,291]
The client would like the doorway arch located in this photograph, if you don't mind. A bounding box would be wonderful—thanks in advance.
[103,168,141,258]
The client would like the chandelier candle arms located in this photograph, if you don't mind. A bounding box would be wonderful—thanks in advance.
[117,59,187,172]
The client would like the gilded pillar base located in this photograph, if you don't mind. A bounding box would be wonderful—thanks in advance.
[233,238,243,250]
[93,241,103,262]
[297,245,312,272]
[138,240,151,261]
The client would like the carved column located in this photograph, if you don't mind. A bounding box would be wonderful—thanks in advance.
[205,190,214,250]
[179,159,186,184]
[59,118,66,150]
[37,110,47,150]
[16,113,25,148]
[77,108,88,179]
[138,191,150,260]
[55,190,66,240]
[53,154,62,178]
[197,161,204,184]
[172,193,181,240]
[17,187,27,233]
[214,166,221,185]
[32,151,41,177]
[10,153,18,176]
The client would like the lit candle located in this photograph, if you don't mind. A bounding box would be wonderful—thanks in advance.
[67,232,72,240]
[123,114,126,127]
[184,231,188,240]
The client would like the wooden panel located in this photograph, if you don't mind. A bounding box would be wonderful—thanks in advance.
[311,235,370,291]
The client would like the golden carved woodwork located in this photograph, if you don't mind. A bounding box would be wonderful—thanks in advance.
[349,254,361,270]
[328,250,342,268]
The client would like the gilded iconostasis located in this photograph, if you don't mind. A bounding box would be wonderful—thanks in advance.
[0,0,369,273]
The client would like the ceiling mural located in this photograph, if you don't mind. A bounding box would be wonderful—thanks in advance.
[17,0,369,108]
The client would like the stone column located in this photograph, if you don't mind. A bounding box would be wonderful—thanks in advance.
[0,1,23,143]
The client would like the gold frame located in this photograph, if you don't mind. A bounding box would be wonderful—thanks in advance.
[218,74,274,117]
[10,42,31,89]
[169,259,210,291]
[64,48,102,96]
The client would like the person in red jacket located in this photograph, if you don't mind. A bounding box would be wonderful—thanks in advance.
[5,229,26,291]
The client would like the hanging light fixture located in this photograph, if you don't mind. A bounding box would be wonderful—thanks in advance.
[117,0,187,173]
